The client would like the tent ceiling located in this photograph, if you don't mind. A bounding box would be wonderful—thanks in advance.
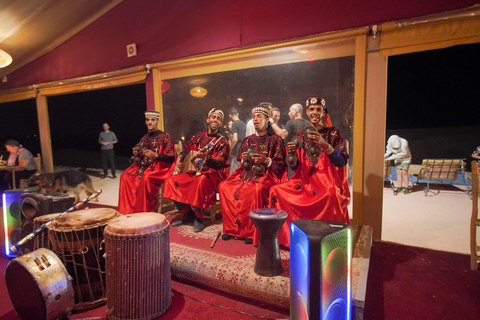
[0,0,123,80]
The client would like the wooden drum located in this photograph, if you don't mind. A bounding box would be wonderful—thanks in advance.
[5,248,75,320]
[105,212,171,320]
[33,213,60,251]
[48,207,120,310]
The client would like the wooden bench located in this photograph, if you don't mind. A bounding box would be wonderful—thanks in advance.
[414,159,470,196]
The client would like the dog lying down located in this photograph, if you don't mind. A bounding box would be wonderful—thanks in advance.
[33,170,99,204]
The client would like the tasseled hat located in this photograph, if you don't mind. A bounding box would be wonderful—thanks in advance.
[251,104,271,118]
[306,96,332,128]
[207,108,224,122]
[145,110,160,119]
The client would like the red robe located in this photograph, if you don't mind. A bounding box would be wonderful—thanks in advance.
[163,132,230,210]
[219,133,286,239]
[268,127,350,248]
[118,130,176,214]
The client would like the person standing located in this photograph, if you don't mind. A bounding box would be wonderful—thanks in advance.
[385,135,412,194]
[163,108,230,233]
[219,104,287,244]
[228,108,246,174]
[118,111,176,214]
[271,103,311,143]
[98,123,118,179]
[269,96,350,248]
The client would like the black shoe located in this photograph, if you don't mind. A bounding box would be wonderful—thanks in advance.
[244,238,253,244]
[404,188,410,195]
[111,176,117,179]
[222,234,233,240]
[172,210,195,227]
[101,175,107,179]
[193,217,204,232]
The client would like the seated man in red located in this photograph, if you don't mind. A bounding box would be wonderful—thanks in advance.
[219,104,287,244]
[269,96,350,248]
[163,108,230,232]
[118,110,176,214]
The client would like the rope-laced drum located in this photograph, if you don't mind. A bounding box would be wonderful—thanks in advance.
[5,248,75,320]
[105,212,171,320]
[47,207,119,310]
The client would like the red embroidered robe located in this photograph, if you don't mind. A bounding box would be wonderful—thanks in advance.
[268,127,350,248]
[219,133,286,239]
[118,130,176,214]
[163,132,230,210]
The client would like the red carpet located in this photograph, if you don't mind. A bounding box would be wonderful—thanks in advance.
[364,241,480,320]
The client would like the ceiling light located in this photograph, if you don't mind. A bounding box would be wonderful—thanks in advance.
[190,86,207,98]
[0,49,13,68]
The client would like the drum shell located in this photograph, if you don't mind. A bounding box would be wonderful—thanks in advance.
[48,208,119,310]
[5,248,74,320]
[105,220,171,320]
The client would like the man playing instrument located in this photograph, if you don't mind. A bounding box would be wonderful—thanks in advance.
[219,104,287,244]
[118,110,176,214]
[268,96,350,248]
[163,108,230,232]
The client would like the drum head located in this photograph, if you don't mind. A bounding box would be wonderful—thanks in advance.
[6,260,47,319]
[5,248,74,320]
[50,208,119,229]
[105,212,167,234]
[34,212,62,223]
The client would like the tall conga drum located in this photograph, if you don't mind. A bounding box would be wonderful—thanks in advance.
[5,248,75,320]
[48,207,120,310]
[105,212,171,320]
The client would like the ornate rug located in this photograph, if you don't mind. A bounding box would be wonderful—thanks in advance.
[166,211,372,310]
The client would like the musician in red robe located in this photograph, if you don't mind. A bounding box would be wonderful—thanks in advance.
[219,105,287,244]
[163,108,230,232]
[269,96,350,248]
[118,110,176,214]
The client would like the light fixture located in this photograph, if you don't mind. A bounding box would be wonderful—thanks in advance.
[190,86,207,98]
[0,49,13,68]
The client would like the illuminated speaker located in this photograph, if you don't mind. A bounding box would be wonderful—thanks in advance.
[290,220,352,320]
[2,188,38,258]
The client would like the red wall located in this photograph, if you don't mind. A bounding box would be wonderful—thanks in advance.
[1,0,477,90]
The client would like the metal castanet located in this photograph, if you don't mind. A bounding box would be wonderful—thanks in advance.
[10,189,103,253]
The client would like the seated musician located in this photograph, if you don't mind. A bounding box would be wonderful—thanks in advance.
[219,104,287,244]
[163,108,230,233]
[269,96,350,248]
[0,139,38,194]
[118,110,176,214]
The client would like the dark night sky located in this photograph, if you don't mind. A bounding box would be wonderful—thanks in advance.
[387,42,480,129]
[0,42,478,164]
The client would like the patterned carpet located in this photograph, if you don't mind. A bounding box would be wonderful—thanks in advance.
[166,210,371,311]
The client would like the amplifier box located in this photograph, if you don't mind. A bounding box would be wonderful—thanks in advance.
[20,192,75,220]
[2,187,40,257]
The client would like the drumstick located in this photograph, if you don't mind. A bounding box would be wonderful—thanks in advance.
[210,231,221,248]
[10,189,103,253]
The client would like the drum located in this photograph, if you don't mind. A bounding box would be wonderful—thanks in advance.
[5,248,75,320]
[249,208,288,277]
[33,213,60,251]
[48,207,119,310]
[105,212,171,320]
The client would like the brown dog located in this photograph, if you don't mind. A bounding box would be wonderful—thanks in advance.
[33,170,99,204]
